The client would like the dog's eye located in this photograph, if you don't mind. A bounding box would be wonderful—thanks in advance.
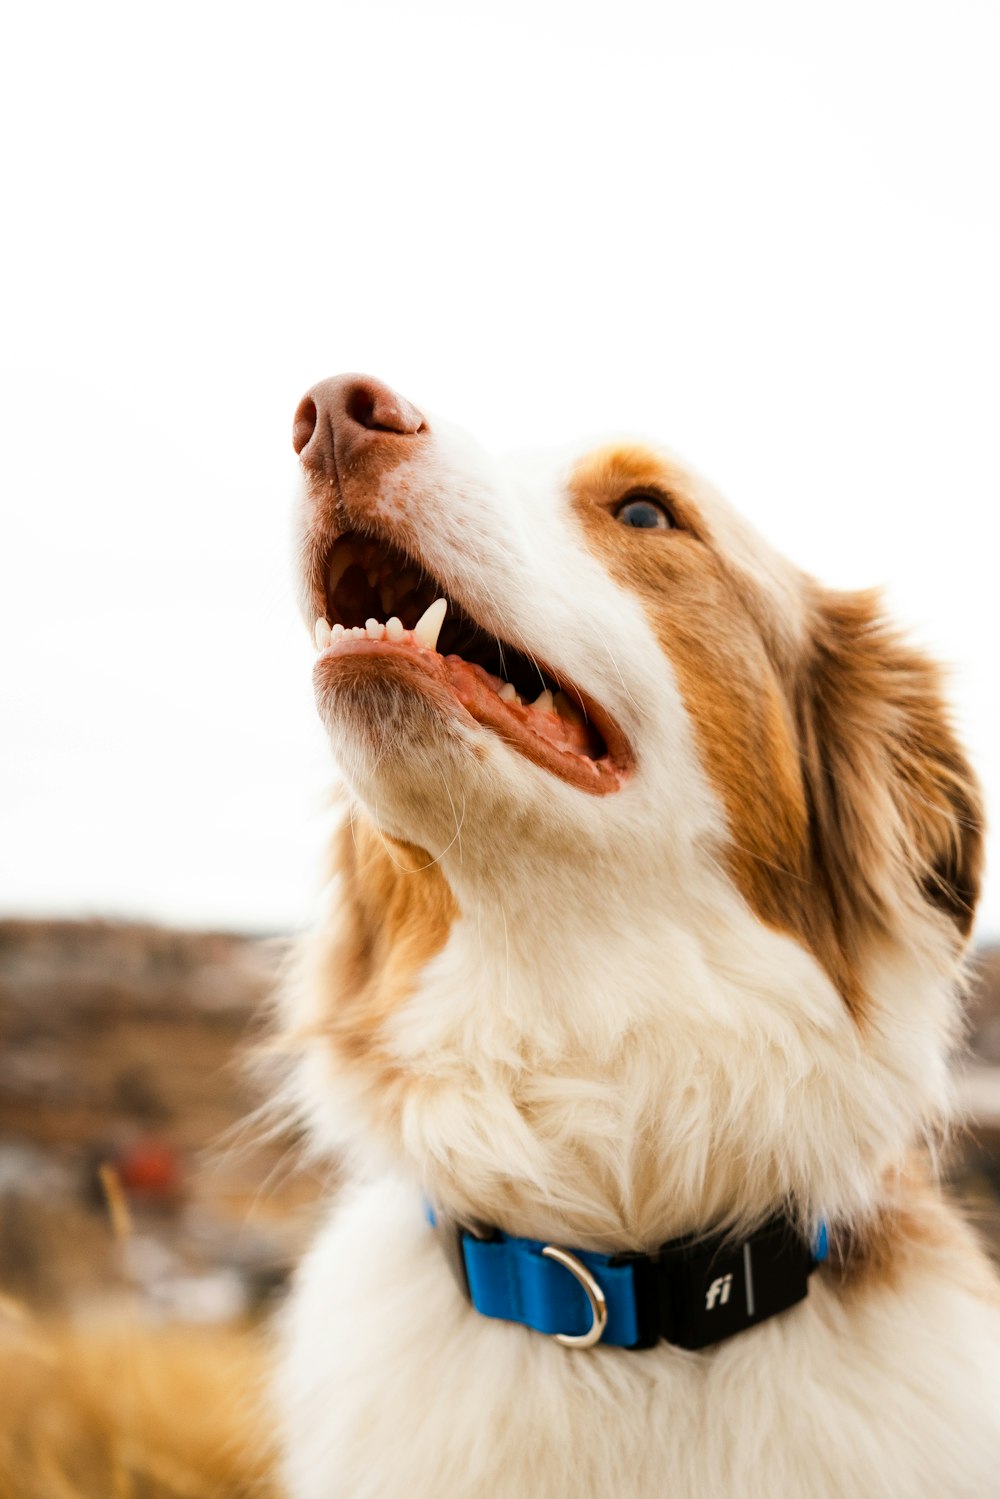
[614,493,675,530]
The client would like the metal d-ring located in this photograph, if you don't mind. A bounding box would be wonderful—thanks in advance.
[541,1245,609,1349]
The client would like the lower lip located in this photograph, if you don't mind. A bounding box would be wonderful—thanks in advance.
[314,638,632,795]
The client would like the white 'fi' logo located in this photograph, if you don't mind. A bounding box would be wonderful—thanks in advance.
[704,1274,733,1311]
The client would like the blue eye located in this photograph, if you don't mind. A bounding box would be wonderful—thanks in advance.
[614,495,674,530]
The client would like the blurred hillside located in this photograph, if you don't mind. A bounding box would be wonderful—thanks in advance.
[0,919,327,1321]
[0,918,998,1326]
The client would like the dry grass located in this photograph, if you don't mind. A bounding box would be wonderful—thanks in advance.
[0,1166,279,1499]
[0,1305,278,1499]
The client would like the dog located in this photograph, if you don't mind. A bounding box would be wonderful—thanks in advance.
[276,374,1000,1499]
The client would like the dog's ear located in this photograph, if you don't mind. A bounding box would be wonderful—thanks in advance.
[798,589,983,950]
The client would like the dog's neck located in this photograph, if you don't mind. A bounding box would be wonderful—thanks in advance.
[297,814,956,1255]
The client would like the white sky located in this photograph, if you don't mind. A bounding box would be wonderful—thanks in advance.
[3,0,999,936]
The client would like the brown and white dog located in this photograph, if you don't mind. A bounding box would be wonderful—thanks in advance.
[277,374,1000,1498]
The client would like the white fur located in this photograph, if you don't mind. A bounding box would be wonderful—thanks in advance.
[278,1177,1000,1499]
[278,408,1000,1496]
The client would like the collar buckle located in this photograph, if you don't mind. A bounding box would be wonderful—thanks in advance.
[540,1245,609,1348]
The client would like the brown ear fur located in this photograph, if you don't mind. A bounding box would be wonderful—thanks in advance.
[799,589,983,952]
[313,813,457,1064]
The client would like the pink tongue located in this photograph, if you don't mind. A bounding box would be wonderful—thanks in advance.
[443,656,594,757]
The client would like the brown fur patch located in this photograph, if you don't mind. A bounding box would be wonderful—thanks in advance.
[826,1157,1000,1308]
[798,589,983,944]
[570,446,983,1018]
[570,445,862,1009]
[307,812,458,1079]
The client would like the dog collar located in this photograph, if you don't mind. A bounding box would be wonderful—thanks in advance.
[430,1207,829,1351]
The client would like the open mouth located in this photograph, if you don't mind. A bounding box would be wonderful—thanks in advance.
[312,530,631,793]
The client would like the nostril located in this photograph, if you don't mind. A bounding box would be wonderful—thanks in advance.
[345,378,426,436]
[345,385,377,431]
[292,396,318,455]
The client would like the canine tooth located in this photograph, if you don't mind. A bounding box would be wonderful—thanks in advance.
[498,682,517,702]
[365,618,384,640]
[314,618,332,650]
[531,688,554,713]
[386,616,404,642]
[413,597,447,650]
[554,690,585,725]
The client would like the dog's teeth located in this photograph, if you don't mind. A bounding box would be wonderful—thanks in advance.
[352,626,365,638]
[386,616,404,642]
[365,618,385,640]
[498,682,517,702]
[314,618,332,650]
[413,597,448,650]
[531,688,554,713]
[554,690,585,725]
[331,623,345,639]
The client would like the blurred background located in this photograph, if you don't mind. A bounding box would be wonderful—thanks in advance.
[2,0,999,1414]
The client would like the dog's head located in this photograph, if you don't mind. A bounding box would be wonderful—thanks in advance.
[289,373,983,1243]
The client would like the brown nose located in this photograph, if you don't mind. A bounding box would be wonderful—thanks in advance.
[292,374,427,474]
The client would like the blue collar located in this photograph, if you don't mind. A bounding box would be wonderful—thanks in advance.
[429,1206,829,1351]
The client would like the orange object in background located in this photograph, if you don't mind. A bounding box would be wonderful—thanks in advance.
[113,1140,182,1202]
